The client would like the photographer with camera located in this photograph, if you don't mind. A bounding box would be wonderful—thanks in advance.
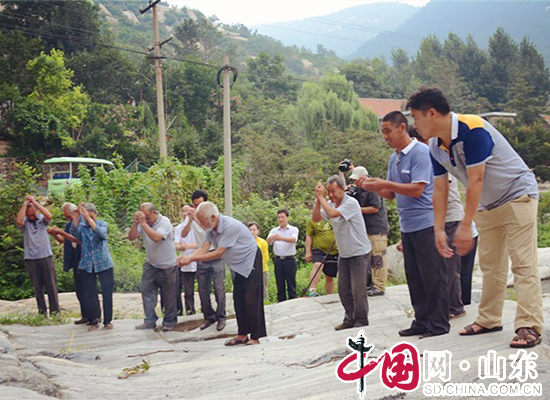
[339,161,389,297]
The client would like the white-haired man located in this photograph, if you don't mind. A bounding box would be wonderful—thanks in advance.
[178,202,266,346]
[129,203,178,332]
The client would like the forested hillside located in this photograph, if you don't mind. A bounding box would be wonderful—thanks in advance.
[352,0,550,66]
[0,0,549,301]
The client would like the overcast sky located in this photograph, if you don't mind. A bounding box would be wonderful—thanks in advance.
[167,0,430,26]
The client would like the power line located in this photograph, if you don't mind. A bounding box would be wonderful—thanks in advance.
[259,25,399,50]
[0,22,407,97]
[1,10,102,38]
[306,17,421,41]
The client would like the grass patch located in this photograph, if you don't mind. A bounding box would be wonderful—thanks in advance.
[0,312,73,326]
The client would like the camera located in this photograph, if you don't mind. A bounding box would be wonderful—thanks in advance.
[345,184,360,199]
[338,159,352,172]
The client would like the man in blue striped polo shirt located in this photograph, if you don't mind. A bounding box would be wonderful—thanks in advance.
[358,111,450,339]
[407,87,542,348]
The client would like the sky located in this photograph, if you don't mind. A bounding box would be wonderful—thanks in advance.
[167,0,430,26]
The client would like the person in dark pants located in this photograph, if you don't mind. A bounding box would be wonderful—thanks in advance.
[174,204,198,316]
[313,175,371,331]
[461,231,479,305]
[129,203,178,332]
[178,191,226,331]
[267,210,299,302]
[15,195,59,316]
[70,203,115,331]
[47,202,100,325]
[358,111,450,338]
[178,202,266,346]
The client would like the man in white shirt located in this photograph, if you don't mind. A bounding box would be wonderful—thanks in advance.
[174,204,198,316]
[267,209,299,302]
[179,190,226,331]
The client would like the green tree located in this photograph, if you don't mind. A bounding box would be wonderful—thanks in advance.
[246,52,299,100]
[0,0,102,55]
[26,49,90,147]
[295,74,378,147]
[480,28,518,107]
[174,18,225,63]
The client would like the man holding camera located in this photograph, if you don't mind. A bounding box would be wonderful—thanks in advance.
[341,162,390,297]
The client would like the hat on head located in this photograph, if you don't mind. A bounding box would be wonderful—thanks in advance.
[349,166,368,180]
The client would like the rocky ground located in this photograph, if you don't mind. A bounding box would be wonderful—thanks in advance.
[1,283,550,400]
[2,247,550,399]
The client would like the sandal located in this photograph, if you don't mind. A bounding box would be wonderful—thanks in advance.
[510,327,541,349]
[459,323,503,336]
[450,311,467,320]
[224,337,249,346]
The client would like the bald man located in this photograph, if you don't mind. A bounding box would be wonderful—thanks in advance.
[129,203,178,331]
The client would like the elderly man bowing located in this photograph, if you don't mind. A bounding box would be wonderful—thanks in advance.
[129,203,178,332]
[313,175,371,330]
[178,202,266,346]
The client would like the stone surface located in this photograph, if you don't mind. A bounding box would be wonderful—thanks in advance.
[387,245,550,290]
[1,285,550,399]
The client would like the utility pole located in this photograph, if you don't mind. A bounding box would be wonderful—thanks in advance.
[140,0,167,158]
[222,56,233,216]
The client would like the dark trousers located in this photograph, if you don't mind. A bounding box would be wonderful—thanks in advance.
[233,249,267,340]
[72,267,87,319]
[402,227,450,335]
[338,254,370,327]
[461,236,479,305]
[25,256,59,315]
[178,271,196,315]
[81,267,114,325]
[274,256,297,302]
[141,262,178,328]
[444,222,464,315]
[197,259,226,322]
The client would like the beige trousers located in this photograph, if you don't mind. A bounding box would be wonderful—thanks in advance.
[368,234,388,292]
[474,195,543,334]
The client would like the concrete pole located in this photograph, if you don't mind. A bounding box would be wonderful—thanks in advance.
[152,5,167,158]
[223,56,233,217]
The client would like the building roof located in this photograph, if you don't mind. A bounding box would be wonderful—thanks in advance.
[358,98,405,117]
[478,112,517,118]
[44,157,114,166]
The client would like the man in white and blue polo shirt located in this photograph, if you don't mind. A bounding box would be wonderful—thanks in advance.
[357,111,450,339]
[407,87,542,349]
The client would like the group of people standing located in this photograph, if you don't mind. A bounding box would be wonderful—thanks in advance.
[17,86,542,349]
[17,199,114,331]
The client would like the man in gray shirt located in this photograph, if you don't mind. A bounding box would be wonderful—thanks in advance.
[15,196,59,316]
[129,203,178,331]
[313,175,371,330]
[178,202,266,346]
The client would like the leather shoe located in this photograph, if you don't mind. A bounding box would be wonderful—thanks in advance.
[74,318,89,325]
[135,322,156,330]
[200,320,213,330]
[334,323,354,331]
[399,327,427,337]
[216,320,226,331]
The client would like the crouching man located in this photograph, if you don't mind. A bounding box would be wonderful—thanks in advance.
[178,202,266,346]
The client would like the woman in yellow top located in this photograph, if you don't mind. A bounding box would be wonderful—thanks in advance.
[248,222,270,301]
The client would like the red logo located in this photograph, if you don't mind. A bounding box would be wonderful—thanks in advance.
[336,330,420,398]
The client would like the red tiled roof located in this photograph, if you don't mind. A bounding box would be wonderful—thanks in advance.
[358,98,406,117]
